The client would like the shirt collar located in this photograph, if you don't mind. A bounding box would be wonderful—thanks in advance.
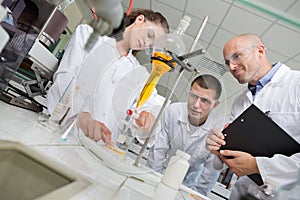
[247,62,282,95]
[258,62,281,87]
[178,103,213,132]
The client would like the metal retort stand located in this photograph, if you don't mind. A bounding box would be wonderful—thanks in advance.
[133,16,209,166]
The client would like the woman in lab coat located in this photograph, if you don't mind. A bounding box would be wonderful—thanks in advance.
[206,33,300,199]
[46,9,169,145]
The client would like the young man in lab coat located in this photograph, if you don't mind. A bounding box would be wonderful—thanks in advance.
[46,9,169,145]
[147,74,225,196]
[206,33,300,199]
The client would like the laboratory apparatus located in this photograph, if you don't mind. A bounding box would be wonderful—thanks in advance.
[116,16,190,151]
[118,16,206,156]
[133,16,209,166]
[82,0,124,52]
[152,150,191,200]
[123,16,191,139]
[0,0,9,52]
[0,0,68,112]
[37,76,75,132]
[135,16,192,110]
[58,95,89,141]
[78,128,162,186]
[122,51,175,140]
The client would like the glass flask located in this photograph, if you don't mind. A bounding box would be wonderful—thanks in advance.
[121,16,191,152]
[134,16,191,111]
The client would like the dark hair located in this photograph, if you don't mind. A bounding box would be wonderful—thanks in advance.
[112,8,169,47]
[191,74,222,100]
[123,8,169,56]
[128,8,169,33]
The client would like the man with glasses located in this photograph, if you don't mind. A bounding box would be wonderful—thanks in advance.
[147,74,225,195]
[206,33,300,199]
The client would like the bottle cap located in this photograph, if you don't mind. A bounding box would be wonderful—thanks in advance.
[126,109,139,119]
[182,16,191,24]
[176,15,191,35]
[176,149,191,160]
[127,109,133,116]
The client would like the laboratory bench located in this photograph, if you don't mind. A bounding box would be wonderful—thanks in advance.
[0,100,222,200]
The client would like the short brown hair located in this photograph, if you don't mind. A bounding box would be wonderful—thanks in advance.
[128,8,169,33]
[191,74,222,100]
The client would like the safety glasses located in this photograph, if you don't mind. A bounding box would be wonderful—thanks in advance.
[224,45,257,68]
[187,91,216,109]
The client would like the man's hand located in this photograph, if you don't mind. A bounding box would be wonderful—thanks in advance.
[219,150,259,177]
[206,128,226,155]
[78,112,113,146]
[135,111,155,132]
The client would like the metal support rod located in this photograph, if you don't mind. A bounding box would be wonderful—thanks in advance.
[133,16,209,166]
[187,16,209,86]
[133,67,185,166]
[189,16,208,53]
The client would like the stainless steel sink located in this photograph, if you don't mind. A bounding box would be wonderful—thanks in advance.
[0,140,92,200]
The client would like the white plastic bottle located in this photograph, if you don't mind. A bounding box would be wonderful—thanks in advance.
[152,150,191,200]
[161,149,191,189]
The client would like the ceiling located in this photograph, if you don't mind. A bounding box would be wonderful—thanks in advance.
[121,0,300,118]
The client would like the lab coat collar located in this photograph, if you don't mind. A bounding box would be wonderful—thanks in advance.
[103,36,139,65]
[127,50,140,65]
[269,63,289,85]
[102,36,136,58]
[259,62,281,87]
[102,36,117,47]
[244,62,286,102]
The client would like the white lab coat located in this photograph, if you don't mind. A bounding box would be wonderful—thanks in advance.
[147,102,226,195]
[47,24,92,114]
[47,24,160,143]
[229,63,300,199]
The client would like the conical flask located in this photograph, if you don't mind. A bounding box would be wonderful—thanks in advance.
[134,16,191,111]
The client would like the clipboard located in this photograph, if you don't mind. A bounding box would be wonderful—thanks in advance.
[220,104,300,185]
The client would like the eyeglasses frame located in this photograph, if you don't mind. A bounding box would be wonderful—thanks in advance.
[187,90,217,109]
[224,45,257,68]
